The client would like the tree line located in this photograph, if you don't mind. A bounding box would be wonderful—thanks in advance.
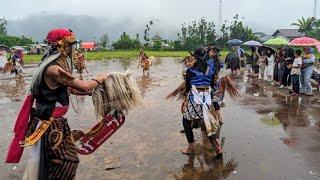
[109,14,257,50]
[0,17,34,47]
[0,15,258,51]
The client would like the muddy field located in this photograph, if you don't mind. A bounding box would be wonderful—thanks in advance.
[1,58,320,180]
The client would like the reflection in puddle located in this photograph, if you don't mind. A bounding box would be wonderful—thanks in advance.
[260,112,281,127]
[174,133,238,180]
[136,75,154,97]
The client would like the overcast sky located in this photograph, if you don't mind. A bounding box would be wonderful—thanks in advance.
[1,0,319,39]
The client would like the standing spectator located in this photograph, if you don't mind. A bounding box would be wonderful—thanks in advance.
[237,47,245,69]
[276,48,285,85]
[266,50,275,83]
[279,48,294,89]
[249,47,260,77]
[225,46,240,76]
[273,48,281,84]
[258,51,267,80]
[0,47,8,70]
[300,48,315,96]
[289,50,302,96]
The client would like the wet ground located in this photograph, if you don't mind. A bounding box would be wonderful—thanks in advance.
[1,58,320,180]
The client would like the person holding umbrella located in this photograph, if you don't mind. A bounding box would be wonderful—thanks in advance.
[279,48,294,89]
[225,46,240,76]
[301,48,315,96]
[249,47,260,77]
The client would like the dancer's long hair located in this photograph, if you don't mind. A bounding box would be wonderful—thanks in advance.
[166,76,240,101]
[193,46,208,73]
[92,70,143,118]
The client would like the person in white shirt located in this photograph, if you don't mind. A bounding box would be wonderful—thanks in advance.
[266,50,275,83]
[288,49,302,96]
[0,48,8,70]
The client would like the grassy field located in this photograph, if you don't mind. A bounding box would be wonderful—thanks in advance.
[23,50,230,64]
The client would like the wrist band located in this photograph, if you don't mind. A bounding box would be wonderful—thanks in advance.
[91,79,101,84]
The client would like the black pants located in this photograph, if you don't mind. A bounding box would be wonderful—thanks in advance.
[182,117,194,144]
[282,67,291,86]
[253,65,259,74]
[291,74,300,94]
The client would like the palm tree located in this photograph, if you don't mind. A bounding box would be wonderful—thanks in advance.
[291,17,316,35]
[308,19,320,39]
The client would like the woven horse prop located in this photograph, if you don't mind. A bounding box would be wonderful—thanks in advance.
[73,70,143,155]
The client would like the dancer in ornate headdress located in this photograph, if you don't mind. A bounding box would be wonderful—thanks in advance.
[73,49,88,80]
[138,49,152,76]
[6,28,109,180]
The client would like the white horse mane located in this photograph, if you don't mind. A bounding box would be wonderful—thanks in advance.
[92,69,143,118]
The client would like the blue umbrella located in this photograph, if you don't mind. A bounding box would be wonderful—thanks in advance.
[227,39,243,46]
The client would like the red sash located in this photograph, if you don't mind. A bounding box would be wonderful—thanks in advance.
[6,95,68,163]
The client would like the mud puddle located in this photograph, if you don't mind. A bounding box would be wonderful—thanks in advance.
[0,58,319,180]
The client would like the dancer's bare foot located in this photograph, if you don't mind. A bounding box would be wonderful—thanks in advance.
[181,144,195,154]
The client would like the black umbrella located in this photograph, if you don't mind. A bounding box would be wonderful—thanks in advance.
[258,46,276,55]
[0,45,9,51]
[227,39,243,46]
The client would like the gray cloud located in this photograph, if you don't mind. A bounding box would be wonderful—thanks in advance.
[1,0,318,41]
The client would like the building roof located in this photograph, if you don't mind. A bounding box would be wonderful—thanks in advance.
[81,42,96,49]
[152,34,162,41]
[260,35,273,42]
[272,29,304,38]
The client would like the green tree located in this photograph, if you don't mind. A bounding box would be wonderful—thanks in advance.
[229,15,257,41]
[144,21,154,45]
[0,17,7,36]
[153,40,162,50]
[100,33,110,49]
[0,35,34,47]
[291,17,316,36]
[177,17,216,50]
[216,14,256,48]
[308,19,320,39]
[112,32,141,50]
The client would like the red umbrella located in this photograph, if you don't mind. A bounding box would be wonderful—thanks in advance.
[289,37,320,46]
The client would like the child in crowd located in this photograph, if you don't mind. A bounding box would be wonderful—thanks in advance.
[289,49,302,96]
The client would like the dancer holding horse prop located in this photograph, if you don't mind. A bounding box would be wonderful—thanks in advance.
[138,49,153,76]
[6,28,112,180]
[167,46,239,158]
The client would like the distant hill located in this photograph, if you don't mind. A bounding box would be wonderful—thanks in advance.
[6,13,178,42]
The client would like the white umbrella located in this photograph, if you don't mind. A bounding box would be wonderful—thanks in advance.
[243,40,262,47]
[10,46,25,51]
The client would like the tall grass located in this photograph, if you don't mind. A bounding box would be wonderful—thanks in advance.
[23,50,230,64]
